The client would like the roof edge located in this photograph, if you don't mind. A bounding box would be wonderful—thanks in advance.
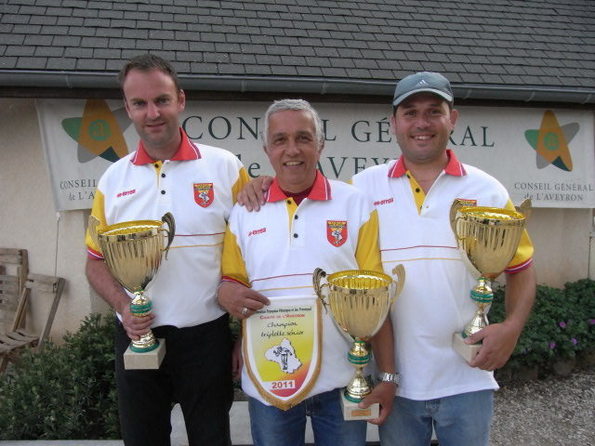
[0,71,593,104]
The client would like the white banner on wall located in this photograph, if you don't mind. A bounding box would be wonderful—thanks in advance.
[36,99,595,211]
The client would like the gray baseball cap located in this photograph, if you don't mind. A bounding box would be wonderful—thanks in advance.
[392,72,454,107]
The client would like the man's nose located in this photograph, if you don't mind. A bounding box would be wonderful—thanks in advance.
[415,114,430,128]
[285,140,300,155]
[147,102,160,119]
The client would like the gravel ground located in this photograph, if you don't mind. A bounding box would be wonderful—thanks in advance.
[0,368,591,446]
[491,368,594,445]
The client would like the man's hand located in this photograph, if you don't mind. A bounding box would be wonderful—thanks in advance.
[466,321,520,370]
[86,257,153,342]
[119,303,155,341]
[358,381,396,425]
[468,265,536,370]
[218,281,270,319]
[236,176,273,211]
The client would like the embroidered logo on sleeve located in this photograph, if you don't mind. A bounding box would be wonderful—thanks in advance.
[194,183,214,207]
[248,227,267,237]
[327,220,347,247]
[373,197,394,206]
[116,189,136,198]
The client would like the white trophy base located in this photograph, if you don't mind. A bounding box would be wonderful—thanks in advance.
[124,339,166,370]
[341,393,379,421]
[452,332,481,363]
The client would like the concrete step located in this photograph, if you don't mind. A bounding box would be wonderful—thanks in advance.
[179,401,381,445]
[0,402,381,446]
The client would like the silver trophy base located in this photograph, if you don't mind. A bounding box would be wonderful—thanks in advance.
[452,332,481,363]
[124,338,166,370]
[341,393,379,421]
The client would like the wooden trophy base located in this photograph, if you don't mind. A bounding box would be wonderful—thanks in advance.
[341,394,379,421]
[124,339,166,370]
[452,332,481,363]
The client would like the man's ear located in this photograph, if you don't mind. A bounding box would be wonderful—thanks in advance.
[389,114,398,135]
[178,89,186,110]
[449,108,459,131]
[123,97,132,119]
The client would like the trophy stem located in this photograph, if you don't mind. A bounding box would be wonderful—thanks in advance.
[129,291,159,353]
[344,340,372,402]
[462,277,493,339]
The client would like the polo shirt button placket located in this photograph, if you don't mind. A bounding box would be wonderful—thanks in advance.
[160,167,166,196]
[158,163,170,205]
[290,213,305,247]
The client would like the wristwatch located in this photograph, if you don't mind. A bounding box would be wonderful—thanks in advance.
[378,372,400,385]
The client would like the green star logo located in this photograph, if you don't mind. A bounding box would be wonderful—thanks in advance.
[524,110,577,172]
[62,99,132,163]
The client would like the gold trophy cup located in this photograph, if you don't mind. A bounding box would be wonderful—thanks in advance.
[450,200,530,362]
[88,213,175,369]
[313,266,405,420]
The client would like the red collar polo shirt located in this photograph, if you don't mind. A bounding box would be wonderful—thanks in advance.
[86,129,249,328]
[352,150,534,401]
[221,171,382,405]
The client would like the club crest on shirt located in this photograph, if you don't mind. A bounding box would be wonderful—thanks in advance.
[194,183,214,207]
[327,220,347,247]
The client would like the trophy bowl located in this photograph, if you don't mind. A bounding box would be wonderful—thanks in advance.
[97,217,175,295]
[450,200,529,361]
[313,265,405,419]
[89,213,175,368]
[453,207,526,282]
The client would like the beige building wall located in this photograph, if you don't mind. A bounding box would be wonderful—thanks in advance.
[1,97,593,343]
[526,208,593,286]
[0,98,109,342]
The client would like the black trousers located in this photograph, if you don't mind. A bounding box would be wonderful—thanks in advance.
[114,315,233,446]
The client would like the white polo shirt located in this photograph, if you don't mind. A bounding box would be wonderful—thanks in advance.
[352,150,534,401]
[86,129,249,328]
[222,172,382,405]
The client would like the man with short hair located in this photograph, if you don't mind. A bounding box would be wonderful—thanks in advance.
[352,72,536,445]
[218,99,396,446]
[85,54,249,446]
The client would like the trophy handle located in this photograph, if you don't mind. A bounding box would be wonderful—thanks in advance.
[87,215,101,248]
[449,199,469,235]
[516,198,532,221]
[390,264,406,301]
[161,212,176,259]
[312,268,329,311]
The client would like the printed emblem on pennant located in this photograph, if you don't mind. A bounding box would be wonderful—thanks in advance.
[243,296,322,410]
[193,183,214,207]
[327,220,347,247]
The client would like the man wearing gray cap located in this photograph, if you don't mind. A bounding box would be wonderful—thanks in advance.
[351,72,536,445]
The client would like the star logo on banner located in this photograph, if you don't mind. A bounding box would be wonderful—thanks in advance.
[524,110,578,172]
[62,99,132,163]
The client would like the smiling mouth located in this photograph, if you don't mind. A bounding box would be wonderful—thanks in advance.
[413,135,432,141]
[284,161,303,166]
[146,121,165,128]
